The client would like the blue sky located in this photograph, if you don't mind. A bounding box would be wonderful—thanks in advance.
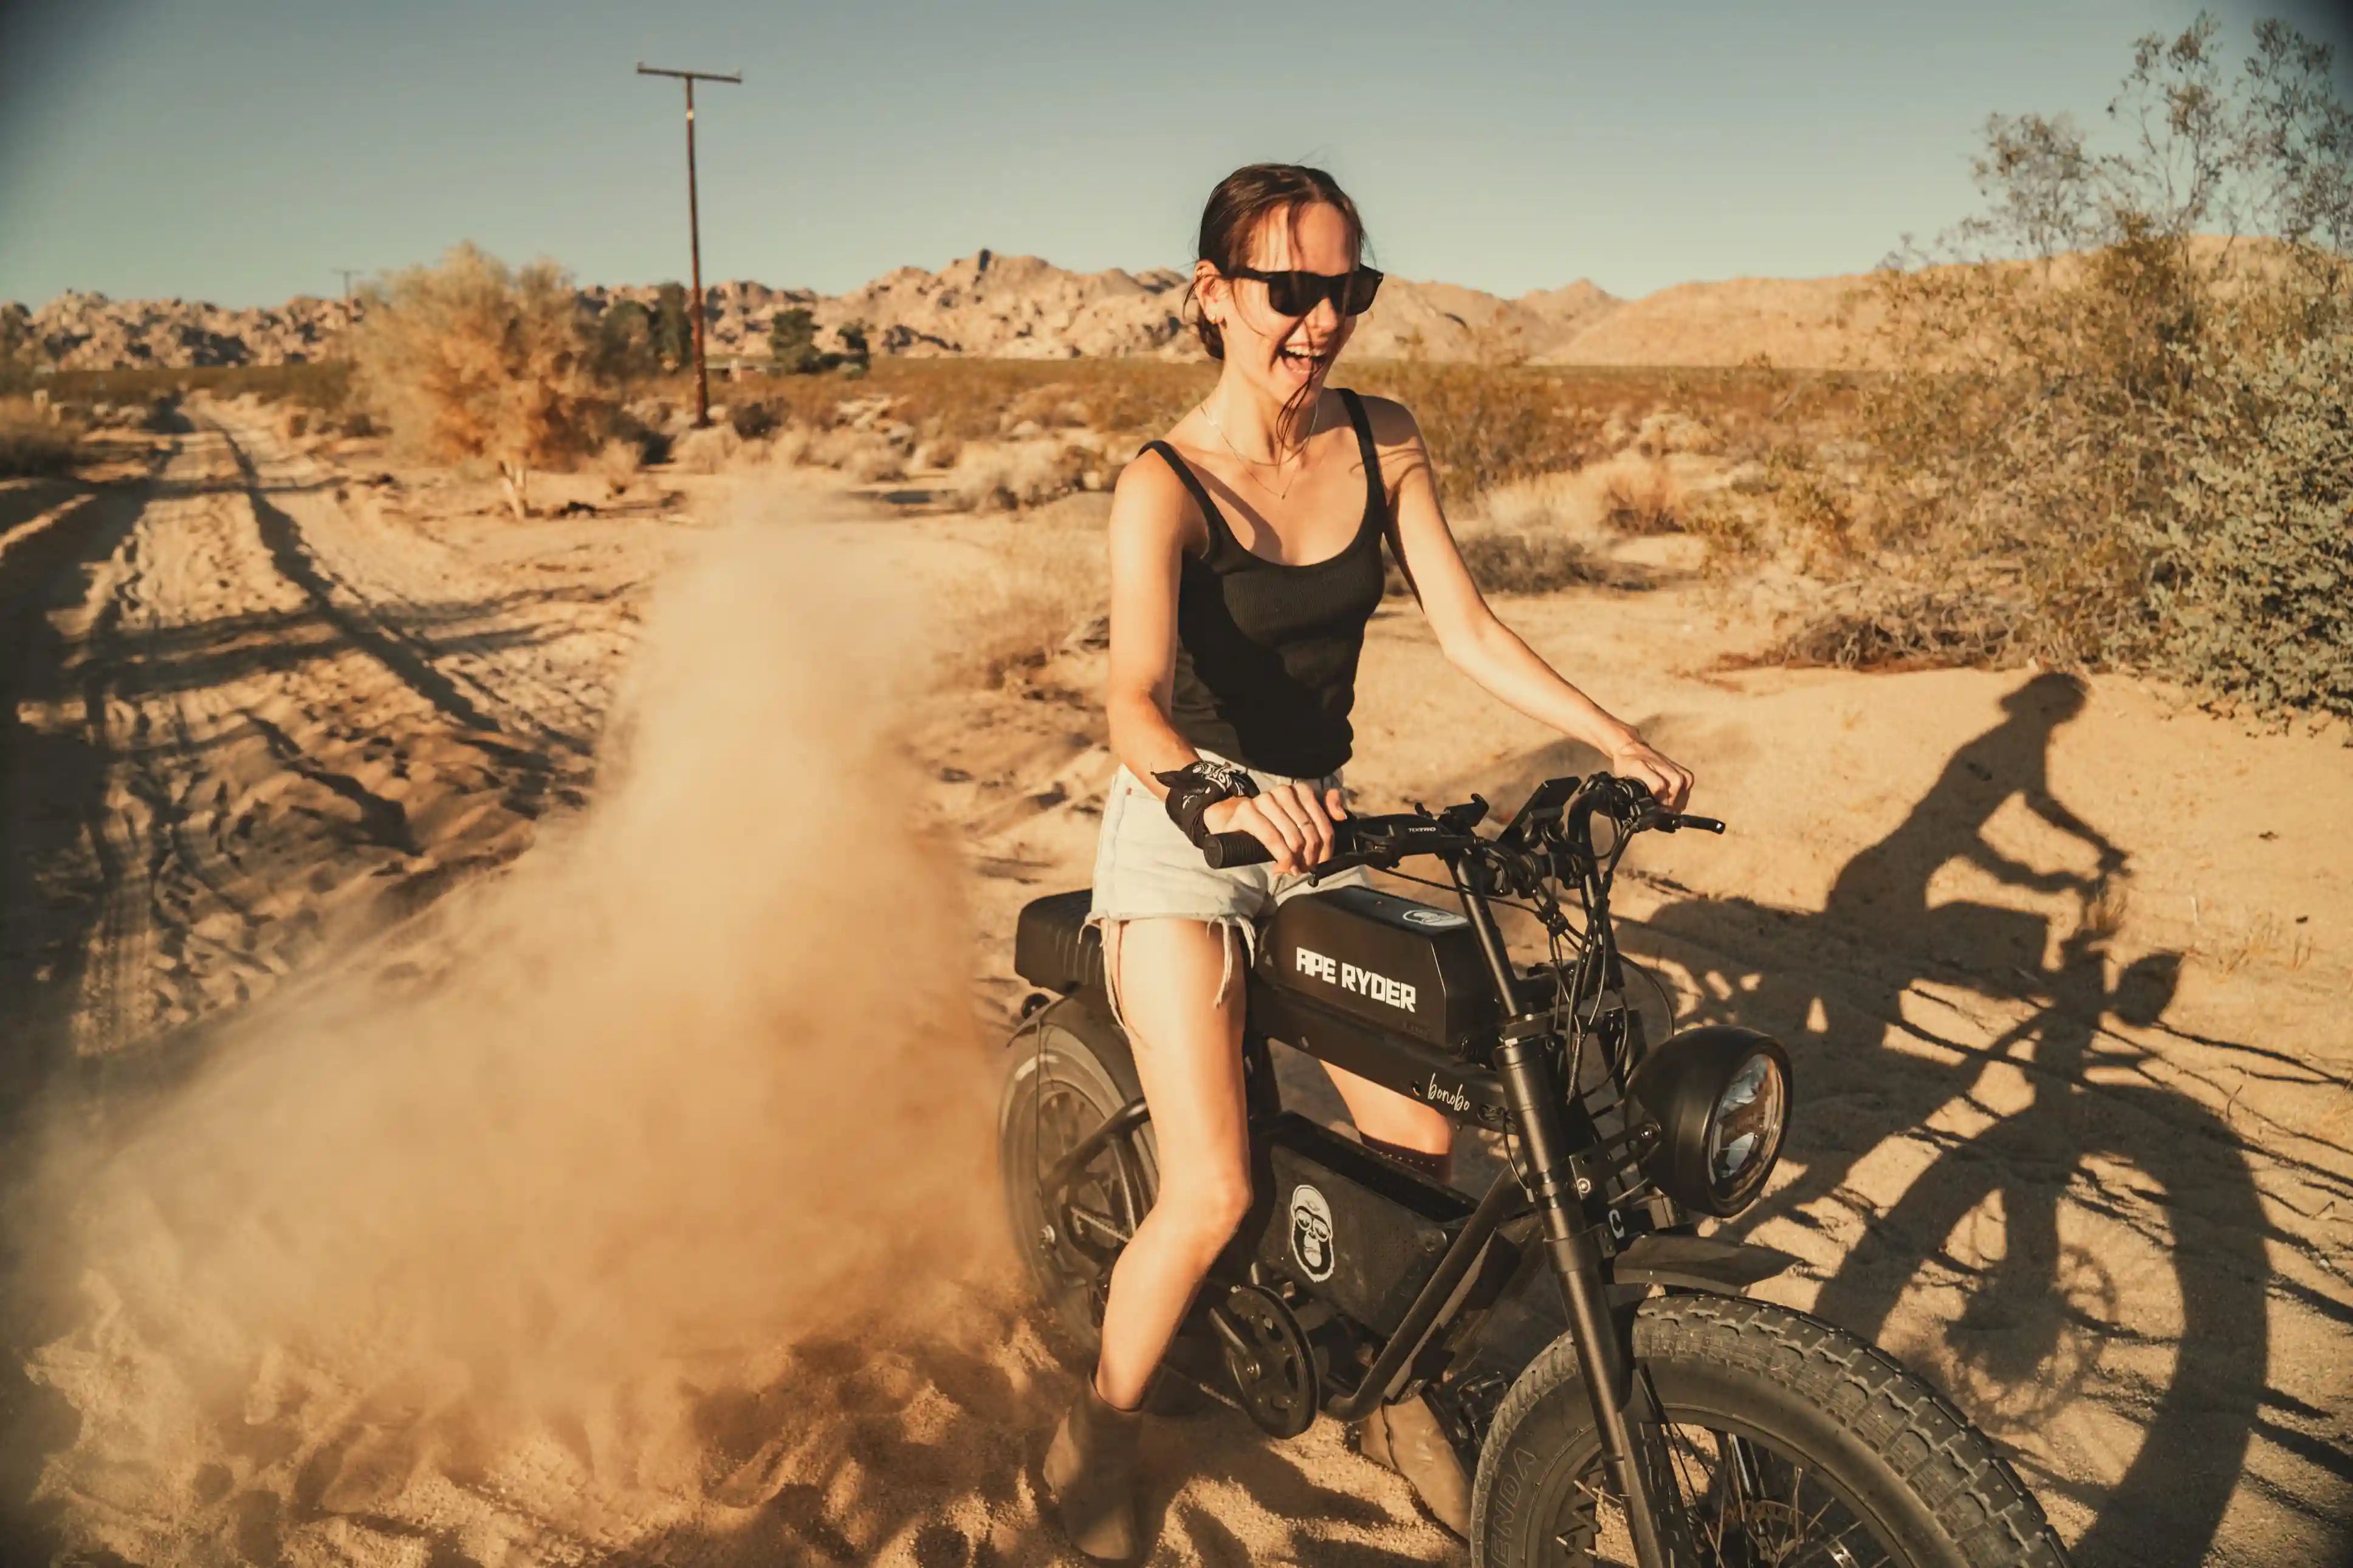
[1,0,2343,308]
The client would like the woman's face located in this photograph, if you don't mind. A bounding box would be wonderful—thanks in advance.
[1198,200,1360,403]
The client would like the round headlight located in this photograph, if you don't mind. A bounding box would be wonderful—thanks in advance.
[1626,1027,1792,1218]
[1706,1050,1785,1200]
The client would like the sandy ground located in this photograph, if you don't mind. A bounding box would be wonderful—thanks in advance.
[0,402,2346,1567]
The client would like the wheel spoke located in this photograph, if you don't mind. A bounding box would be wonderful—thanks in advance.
[1557,1422,1908,1568]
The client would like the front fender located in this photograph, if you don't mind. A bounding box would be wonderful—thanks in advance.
[1610,1232,1798,1296]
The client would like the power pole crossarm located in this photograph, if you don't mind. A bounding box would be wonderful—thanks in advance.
[637,63,741,429]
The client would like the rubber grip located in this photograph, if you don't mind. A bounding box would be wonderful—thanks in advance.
[1202,831,1273,869]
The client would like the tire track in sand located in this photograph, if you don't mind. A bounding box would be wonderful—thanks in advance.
[50,413,585,1058]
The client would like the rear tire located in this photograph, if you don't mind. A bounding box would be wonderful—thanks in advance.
[1469,1294,2069,1568]
[997,999,1156,1357]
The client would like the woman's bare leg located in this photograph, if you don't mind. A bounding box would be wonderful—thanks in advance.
[1092,917,1256,1410]
[1321,1059,1454,1159]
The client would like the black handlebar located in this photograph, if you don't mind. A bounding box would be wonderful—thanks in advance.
[1196,775,1722,873]
[1202,830,1279,869]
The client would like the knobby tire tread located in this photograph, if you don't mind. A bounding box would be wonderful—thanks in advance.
[1472,1294,2069,1568]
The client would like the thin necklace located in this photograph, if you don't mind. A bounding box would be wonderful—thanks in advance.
[1199,395,1321,503]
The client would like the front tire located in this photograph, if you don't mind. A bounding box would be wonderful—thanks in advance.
[1470,1295,2069,1568]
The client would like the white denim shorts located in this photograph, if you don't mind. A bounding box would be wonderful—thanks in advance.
[1087,750,1371,1022]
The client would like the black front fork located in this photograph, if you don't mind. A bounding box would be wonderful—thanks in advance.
[1457,861,1694,1568]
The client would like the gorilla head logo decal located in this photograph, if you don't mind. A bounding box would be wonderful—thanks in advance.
[1288,1184,1335,1282]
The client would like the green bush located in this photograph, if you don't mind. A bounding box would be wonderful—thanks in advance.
[651,283,692,371]
[833,319,873,378]
[0,304,35,394]
[2156,323,2353,718]
[768,307,823,374]
[596,298,659,379]
[728,399,780,440]
[1784,13,2353,708]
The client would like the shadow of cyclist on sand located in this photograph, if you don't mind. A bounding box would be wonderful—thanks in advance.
[1619,672,2283,1568]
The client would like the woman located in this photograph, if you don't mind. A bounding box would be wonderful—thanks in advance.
[1044,163,1694,1560]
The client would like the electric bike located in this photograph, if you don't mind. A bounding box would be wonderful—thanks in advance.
[999,772,2070,1567]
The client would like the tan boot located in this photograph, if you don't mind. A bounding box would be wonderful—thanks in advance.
[1358,1393,1472,1538]
[1043,1380,1142,1562]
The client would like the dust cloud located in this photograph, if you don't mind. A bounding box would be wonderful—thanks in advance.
[16,521,1006,1559]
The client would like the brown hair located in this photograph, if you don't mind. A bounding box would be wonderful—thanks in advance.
[1186,163,1369,360]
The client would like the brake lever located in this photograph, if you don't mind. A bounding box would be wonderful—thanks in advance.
[1640,810,1727,835]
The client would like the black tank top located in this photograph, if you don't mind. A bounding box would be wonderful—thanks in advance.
[1146,388,1390,779]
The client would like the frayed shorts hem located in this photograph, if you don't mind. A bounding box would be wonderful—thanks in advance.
[1086,753,1366,1034]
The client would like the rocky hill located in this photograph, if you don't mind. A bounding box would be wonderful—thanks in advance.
[15,252,1888,371]
[21,292,354,371]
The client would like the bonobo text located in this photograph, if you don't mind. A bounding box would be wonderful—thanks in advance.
[1294,945,1418,1013]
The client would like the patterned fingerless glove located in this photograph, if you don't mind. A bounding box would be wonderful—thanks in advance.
[1152,759,1259,847]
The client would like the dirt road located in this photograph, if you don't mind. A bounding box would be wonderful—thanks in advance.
[0,403,667,1067]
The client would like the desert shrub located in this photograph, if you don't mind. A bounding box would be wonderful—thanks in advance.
[1449,529,1623,595]
[728,399,781,440]
[351,243,613,518]
[595,298,660,380]
[0,305,36,393]
[1793,15,2353,693]
[651,283,692,371]
[1477,451,1692,555]
[1695,443,1868,570]
[1599,457,1684,535]
[608,402,673,467]
[0,395,83,476]
[1760,586,2020,670]
[952,439,1091,510]
[2157,323,2353,717]
[769,307,823,374]
[1350,361,1609,503]
[835,320,873,374]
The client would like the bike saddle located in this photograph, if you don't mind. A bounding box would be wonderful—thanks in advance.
[1015,889,1104,995]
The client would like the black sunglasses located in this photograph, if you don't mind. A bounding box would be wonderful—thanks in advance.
[1226,265,1384,318]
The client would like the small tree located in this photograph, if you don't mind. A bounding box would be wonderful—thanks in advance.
[352,243,610,519]
[836,318,873,374]
[596,297,659,380]
[651,282,692,372]
[769,306,823,374]
[0,304,32,393]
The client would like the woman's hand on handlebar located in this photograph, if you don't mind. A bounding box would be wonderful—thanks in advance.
[1604,731,1694,813]
[1203,782,1347,873]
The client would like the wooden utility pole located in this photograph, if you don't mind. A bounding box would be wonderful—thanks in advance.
[636,62,740,428]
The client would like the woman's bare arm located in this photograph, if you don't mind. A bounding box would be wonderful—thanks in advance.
[1103,456,1201,789]
[1364,396,1694,810]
